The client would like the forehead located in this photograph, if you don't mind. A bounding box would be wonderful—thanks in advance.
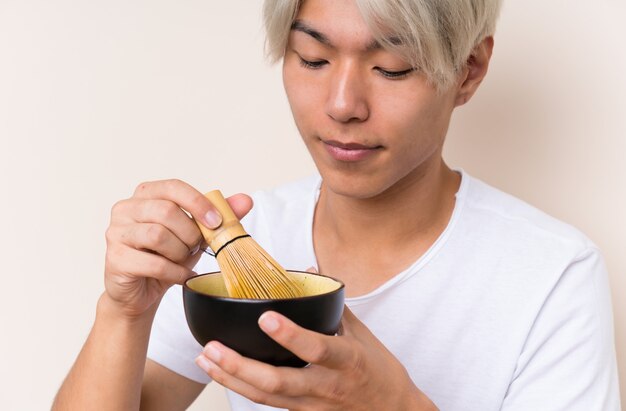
[294,0,376,51]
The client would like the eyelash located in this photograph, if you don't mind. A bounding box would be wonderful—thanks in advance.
[298,57,414,79]
[299,57,327,69]
[375,67,415,79]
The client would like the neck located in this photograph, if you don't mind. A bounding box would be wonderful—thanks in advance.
[315,158,460,251]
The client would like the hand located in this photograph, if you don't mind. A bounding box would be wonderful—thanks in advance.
[103,179,252,318]
[195,306,438,411]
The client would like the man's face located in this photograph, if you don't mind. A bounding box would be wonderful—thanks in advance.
[282,0,460,199]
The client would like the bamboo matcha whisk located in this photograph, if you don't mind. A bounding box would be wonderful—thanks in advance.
[196,190,305,299]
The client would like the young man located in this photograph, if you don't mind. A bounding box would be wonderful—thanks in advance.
[54,0,621,410]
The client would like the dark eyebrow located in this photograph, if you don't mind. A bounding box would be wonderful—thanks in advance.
[290,19,403,52]
[365,40,382,51]
[291,20,333,47]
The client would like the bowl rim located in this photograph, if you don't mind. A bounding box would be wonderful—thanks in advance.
[183,270,345,302]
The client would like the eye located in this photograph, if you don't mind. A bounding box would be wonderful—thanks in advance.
[375,67,415,79]
[299,57,328,69]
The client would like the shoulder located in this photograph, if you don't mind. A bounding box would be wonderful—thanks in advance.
[447,172,604,303]
[459,173,596,256]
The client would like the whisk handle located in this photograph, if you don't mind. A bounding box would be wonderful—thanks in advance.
[197,190,248,254]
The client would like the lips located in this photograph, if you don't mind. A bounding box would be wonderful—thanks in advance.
[324,140,379,150]
[321,139,383,162]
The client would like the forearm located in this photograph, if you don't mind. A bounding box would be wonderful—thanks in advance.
[52,293,157,410]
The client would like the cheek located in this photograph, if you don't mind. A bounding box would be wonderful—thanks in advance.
[373,95,427,142]
[283,65,322,132]
[386,88,451,134]
[375,92,453,161]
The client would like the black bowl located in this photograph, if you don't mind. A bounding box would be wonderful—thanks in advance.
[183,270,345,367]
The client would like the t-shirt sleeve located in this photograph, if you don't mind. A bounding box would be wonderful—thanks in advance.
[501,247,621,410]
[147,284,212,384]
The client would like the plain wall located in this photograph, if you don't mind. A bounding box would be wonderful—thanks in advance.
[0,1,623,409]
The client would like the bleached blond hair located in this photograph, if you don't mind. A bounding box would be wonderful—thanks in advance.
[263,0,502,89]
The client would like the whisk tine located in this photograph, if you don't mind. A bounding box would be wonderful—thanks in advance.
[196,190,305,299]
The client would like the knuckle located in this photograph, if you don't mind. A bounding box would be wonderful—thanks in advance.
[133,181,152,196]
[165,178,184,186]
[217,354,239,375]
[308,341,331,364]
[104,226,117,245]
[110,199,126,217]
[159,201,180,221]
[145,224,168,248]
[163,178,185,193]
[259,372,285,394]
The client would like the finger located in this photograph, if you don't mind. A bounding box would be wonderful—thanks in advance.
[305,266,318,273]
[132,179,253,228]
[201,341,314,397]
[111,198,203,253]
[258,311,353,369]
[196,362,305,410]
[110,223,191,263]
[106,244,193,285]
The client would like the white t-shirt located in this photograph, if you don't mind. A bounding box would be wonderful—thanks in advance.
[148,171,621,411]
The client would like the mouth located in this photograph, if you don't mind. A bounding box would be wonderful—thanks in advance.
[321,139,383,162]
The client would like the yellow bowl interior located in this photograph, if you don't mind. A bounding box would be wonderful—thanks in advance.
[187,271,342,298]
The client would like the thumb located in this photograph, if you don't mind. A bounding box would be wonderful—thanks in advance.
[225,193,253,221]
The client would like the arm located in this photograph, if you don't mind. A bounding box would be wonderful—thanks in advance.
[53,294,205,411]
[141,360,206,410]
[52,179,252,410]
[501,248,621,410]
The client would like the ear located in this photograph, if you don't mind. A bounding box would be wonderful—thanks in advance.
[454,36,494,107]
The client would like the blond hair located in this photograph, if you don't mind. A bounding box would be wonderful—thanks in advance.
[263,0,502,89]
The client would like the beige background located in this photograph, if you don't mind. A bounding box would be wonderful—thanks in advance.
[0,1,623,409]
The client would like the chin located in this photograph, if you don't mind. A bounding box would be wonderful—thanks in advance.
[318,168,396,200]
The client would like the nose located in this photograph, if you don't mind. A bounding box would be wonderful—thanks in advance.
[325,61,369,123]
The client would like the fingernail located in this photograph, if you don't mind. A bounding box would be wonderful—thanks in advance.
[190,243,200,256]
[195,355,213,372]
[204,210,222,229]
[259,312,280,333]
[204,343,222,362]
